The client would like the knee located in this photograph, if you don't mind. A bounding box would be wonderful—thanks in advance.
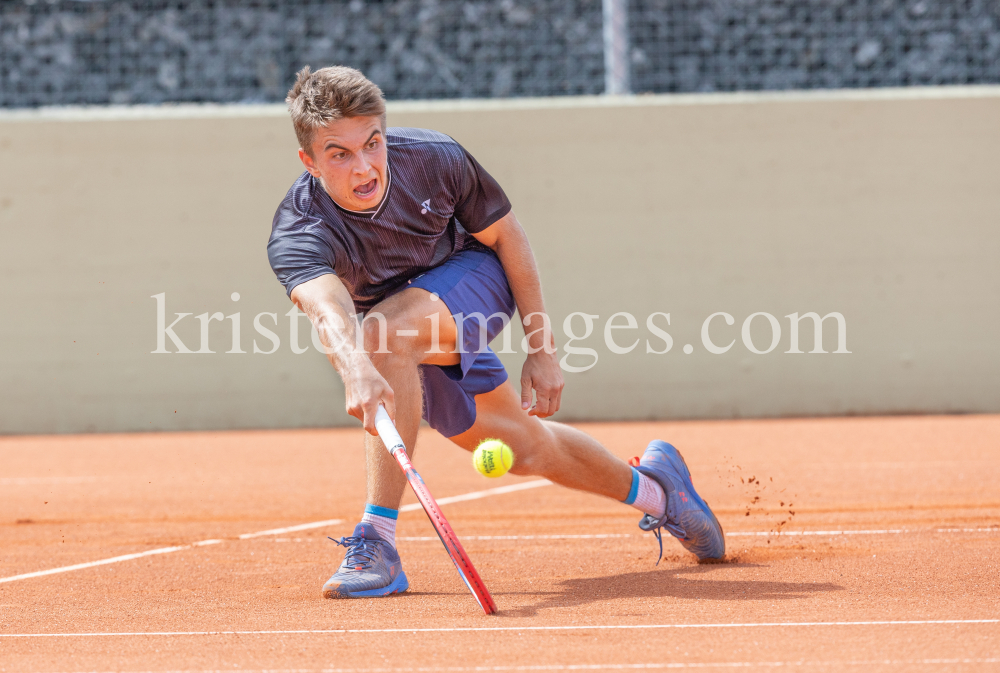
[505,423,557,477]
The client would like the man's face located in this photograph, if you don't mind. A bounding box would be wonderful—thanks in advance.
[299,116,387,211]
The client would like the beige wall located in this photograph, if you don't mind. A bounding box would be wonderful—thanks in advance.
[2,88,998,434]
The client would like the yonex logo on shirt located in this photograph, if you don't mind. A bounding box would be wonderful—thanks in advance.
[420,199,431,214]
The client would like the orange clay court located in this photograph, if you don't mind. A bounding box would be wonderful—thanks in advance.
[1,414,998,672]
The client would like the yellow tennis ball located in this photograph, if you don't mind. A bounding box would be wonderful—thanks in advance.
[473,439,514,478]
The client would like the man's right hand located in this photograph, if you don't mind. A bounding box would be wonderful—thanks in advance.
[343,361,396,435]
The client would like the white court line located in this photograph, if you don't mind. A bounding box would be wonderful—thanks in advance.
[36,660,1000,673]
[261,527,1000,543]
[2,619,997,638]
[238,519,345,540]
[399,533,632,541]
[0,522,350,584]
[0,539,223,584]
[0,479,554,585]
[728,528,999,537]
[726,529,906,537]
[398,479,552,511]
[392,528,999,542]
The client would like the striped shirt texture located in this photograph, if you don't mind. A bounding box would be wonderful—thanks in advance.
[267,127,512,312]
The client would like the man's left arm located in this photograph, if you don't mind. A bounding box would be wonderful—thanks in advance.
[473,211,564,417]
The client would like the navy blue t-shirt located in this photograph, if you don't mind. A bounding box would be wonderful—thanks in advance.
[267,127,512,312]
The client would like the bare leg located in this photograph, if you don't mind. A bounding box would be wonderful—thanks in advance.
[450,380,633,500]
[362,288,461,509]
[362,361,422,509]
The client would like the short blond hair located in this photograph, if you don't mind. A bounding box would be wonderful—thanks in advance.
[286,65,387,153]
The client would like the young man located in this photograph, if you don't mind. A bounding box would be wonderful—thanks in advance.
[268,66,725,599]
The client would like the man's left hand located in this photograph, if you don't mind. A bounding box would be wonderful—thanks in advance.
[520,351,564,418]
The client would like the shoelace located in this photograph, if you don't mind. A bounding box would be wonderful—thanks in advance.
[328,535,377,570]
[652,526,664,566]
[641,516,665,566]
[640,499,687,566]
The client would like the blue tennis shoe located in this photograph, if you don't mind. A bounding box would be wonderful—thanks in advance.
[323,523,409,598]
[635,440,726,562]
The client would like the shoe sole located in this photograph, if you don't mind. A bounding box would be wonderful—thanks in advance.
[323,572,409,599]
[648,441,726,561]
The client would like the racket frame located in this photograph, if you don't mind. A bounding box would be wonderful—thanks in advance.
[374,405,497,615]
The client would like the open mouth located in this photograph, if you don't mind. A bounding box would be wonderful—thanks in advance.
[353,178,378,198]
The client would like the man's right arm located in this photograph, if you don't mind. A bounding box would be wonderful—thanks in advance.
[290,274,395,434]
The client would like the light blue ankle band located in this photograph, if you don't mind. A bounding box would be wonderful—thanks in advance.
[364,504,399,520]
[622,467,640,505]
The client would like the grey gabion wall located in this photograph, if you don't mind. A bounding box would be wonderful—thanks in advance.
[1,0,998,108]
[0,0,605,107]
[630,0,1000,92]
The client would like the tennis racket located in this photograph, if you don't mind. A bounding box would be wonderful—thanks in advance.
[374,404,497,615]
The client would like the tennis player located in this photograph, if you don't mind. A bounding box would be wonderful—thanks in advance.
[267,66,725,599]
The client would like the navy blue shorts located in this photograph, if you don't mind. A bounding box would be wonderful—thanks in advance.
[404,250,515,438]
